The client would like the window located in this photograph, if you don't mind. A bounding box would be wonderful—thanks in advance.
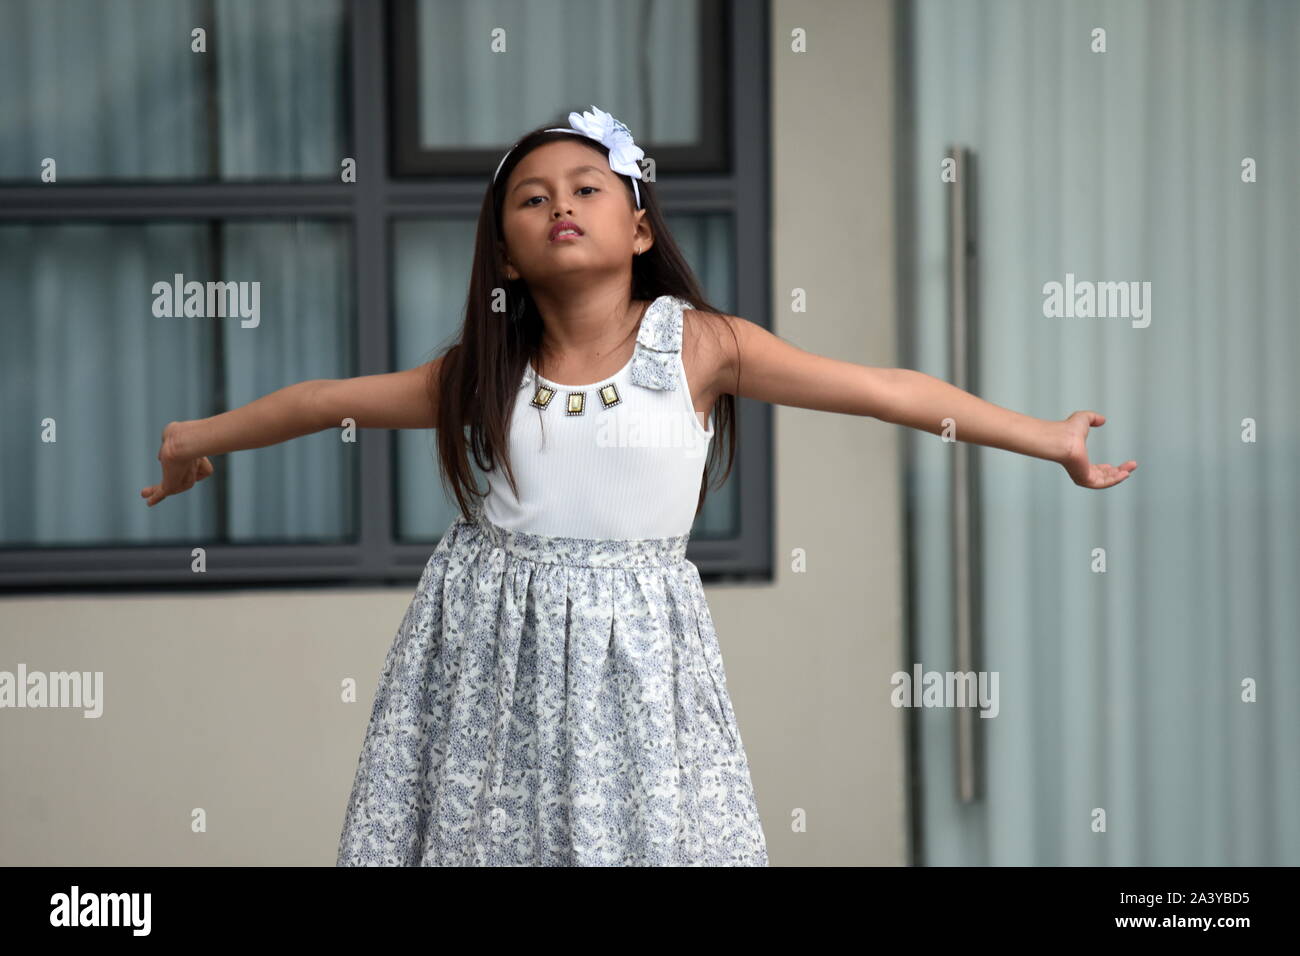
[0,0,771,589]
[390,0,729,176]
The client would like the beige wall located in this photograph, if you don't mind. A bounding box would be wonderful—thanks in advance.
[0,0,905,866]
[738,0,906,864]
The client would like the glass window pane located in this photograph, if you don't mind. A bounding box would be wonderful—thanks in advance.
[221,220,355,543]
[0,0,348,182]
[390,217,479,541]
[392,212,738,541]
[414,0,702,149]
[0,219,354,547]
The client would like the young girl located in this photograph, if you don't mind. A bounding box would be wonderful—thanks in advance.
[142,105,1137,867]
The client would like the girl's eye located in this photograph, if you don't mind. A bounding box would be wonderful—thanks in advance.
[524,186,598,206]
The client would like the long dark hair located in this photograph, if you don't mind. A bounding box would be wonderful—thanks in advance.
[430,122,739,524]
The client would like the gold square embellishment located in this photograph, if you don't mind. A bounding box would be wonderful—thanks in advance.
[566,392,586,415]
[530,385,555,409]
[598,383,622,409]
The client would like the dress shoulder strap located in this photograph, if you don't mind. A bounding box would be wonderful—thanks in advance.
[628,295,684,391]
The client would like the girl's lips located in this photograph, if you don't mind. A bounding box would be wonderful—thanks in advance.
[550,221,584,240]
[550,230,582,242]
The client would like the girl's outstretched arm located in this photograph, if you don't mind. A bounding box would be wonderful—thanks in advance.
[717,314,1136,490]
[142,359,442,506]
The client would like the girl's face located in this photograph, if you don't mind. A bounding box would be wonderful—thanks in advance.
[498,139,652,284]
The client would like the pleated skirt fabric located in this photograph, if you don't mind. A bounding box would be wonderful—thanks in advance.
[335,508,769,866]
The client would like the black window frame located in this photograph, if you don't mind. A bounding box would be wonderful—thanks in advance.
[0,0,771,592]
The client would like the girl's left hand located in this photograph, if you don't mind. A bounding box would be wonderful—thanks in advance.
[1058,411,1137,489]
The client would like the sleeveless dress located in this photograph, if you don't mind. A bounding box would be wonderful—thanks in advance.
[335,294,769,866]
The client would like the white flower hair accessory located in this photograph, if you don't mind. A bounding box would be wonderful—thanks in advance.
[494,104,646,208]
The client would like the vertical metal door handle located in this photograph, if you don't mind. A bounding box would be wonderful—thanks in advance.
[946,145,982,804]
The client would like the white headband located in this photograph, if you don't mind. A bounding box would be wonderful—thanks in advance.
[493,105,645,209]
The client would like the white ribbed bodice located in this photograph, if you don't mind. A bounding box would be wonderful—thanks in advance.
[481,295,715,539]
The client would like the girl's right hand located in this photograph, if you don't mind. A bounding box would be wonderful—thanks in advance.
[141,422,214,507]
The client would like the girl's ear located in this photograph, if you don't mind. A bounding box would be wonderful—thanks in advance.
[633,210,654,253]
[497,241,519,280]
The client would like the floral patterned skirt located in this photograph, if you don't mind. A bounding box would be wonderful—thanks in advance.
[336,507,769,866]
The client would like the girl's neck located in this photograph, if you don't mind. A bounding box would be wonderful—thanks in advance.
[532,296,650,380]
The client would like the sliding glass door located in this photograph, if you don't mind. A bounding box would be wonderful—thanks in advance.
[902,0,1299,865]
